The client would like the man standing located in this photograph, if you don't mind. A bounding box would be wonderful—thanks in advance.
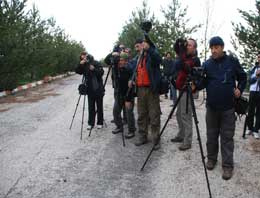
[129,37,162,150]
[246,52,260,139]
[171,38,201,151]
[198,36,247,180]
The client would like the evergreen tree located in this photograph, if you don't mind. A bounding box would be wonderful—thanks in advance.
[232,0,260,69]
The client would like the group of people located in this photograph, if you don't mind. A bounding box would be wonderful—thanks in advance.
[75,36,260,181]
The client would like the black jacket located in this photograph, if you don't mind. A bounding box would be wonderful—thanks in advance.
[75,56,104,97]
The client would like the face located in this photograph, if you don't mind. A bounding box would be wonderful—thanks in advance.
[119,58,127,67]
[81,54,87,60]
[134,43,143,53]
[166,53,171,59]
[210,45,224,59]
[186,39,196,56]
[257,54,260,63]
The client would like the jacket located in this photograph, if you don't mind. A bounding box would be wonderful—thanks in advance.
[199,53,247,111]
[249,63,260,92]
[75,56,104,97]
[133,46,162,94]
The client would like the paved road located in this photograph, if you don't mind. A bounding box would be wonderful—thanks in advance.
[1,70,260,198]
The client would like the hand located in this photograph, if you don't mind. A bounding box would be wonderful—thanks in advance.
[128,80,134,88]
[80,59,86,64]
[112,52,119,56]
[125,101,132,109]
[256,70,260,77]
[89,65,95,71]
[143,42,150,51]
[234,88,241,98]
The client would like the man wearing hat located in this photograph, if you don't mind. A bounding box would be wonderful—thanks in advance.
[128,37,162,150]
[197,36,247,180]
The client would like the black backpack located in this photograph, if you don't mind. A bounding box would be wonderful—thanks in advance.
[234,96,249,116]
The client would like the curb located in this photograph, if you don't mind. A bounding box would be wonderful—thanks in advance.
[0,71,75,98]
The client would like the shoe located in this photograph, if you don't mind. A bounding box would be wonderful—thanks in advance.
[178,144,191,151]
[171,136,183,143]
[222,167,233,180]
[206,160,217,170]
[246,130,253,135]
[125,132,135,139]
[153,138,161,151]
[253,132,259,139]
[87,125,93,130]
[135,136,148,146]
[97,125,103,129]
[112,127,123,134]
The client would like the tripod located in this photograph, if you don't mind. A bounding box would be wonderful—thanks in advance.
[69,75,90,140]
[140,79,212,198]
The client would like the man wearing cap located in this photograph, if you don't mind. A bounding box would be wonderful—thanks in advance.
[128,37,162,150]
[197,36,247,180]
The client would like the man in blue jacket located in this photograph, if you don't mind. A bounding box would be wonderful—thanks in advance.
[246,52,260,139]
[198,36,247,180]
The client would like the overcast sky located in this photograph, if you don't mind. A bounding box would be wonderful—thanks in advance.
[27,0,255,60]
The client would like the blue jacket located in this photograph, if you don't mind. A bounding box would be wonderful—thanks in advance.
[198,53,247,111]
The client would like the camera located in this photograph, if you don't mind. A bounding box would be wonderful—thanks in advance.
[174,38,187,57]
[141,21,152,33]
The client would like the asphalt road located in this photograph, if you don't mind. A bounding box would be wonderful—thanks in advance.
[0,71,260,198]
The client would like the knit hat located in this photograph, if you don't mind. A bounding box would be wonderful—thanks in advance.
[120,52,129,60]
[135,38,143,44]
[209,36,224,47]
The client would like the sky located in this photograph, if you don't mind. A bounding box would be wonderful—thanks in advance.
[27,0,256,60]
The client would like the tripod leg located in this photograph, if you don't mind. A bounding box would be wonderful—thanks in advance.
[88,127,94,137]
[188,86,212,198]
[80,95,86,140]
[69,94,82,130]
[140,89,185,171]
[121,127,126,147]
[243,115,248,138]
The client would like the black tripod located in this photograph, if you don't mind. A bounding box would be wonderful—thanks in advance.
[140,78,212,198]
[69,75,89,140]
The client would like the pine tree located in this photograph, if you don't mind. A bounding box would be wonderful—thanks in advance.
[232,0,260,69]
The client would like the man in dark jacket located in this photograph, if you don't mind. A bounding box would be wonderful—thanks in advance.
[129,37,162,150]
[75,51,104,129]
[246,52,260,139]
[112,52,136,138]
[197,36,247,180]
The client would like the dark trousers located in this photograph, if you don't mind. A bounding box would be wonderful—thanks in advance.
[247,91,260,132]
[113,94,135,132]
[206,107,236,168]
[88,95,103,126]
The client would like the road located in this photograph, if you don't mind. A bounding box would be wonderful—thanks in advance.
[0,70,260,198]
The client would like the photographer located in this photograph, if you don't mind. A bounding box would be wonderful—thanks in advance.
[170,38,201,151]
[129,36,162,150]
[75,51,104,130]
[196,36,247,180]
[112,52,136,138]
[246,52,260,139]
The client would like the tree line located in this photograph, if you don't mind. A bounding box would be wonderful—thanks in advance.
[0,0,85,91]
[1,0,259,91]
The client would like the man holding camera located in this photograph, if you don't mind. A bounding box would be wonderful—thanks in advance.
[246,52,260,139]
[75,51,104,129]
[197,36,247,180]
[170,38,201,151]
[129,37,162,150]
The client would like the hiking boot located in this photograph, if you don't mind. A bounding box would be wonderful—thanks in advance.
[135,135,148,146]
[206,160,217,170]
[170,136,183,143]
[246,130,253,135]
[178,144,191,151]
[125,131,135,139]
[87,125,93,130]
[222,167,233,180]
[112,127,123,134]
